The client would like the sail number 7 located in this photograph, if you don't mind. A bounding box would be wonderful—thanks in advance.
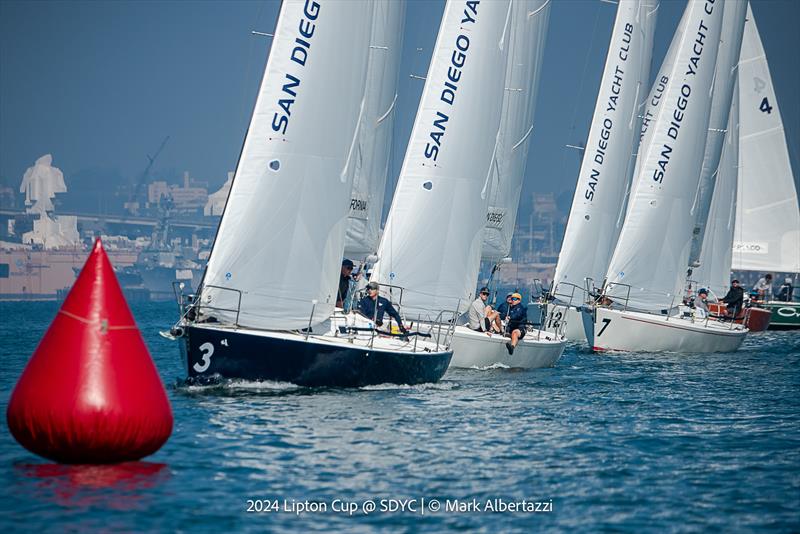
[597,318,612,337]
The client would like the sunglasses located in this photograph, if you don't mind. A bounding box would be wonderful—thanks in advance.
[511,298,521,302]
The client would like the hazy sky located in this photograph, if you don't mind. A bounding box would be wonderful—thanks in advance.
[1,0,798,205]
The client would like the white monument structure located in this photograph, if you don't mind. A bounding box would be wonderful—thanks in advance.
[204,171,233,216]
[19,154,80,248]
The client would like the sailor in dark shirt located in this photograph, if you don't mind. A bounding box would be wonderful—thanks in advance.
[504,293,527,355]
[777,278,794,302]
[337,259,356,308]
[721,279,745,317]
[496,293,513,321]
[357,281,406,332]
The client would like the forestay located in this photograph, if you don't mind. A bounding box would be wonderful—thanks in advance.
[553,0,657,292]
[200,0,373,329]
[688,0,747,267]
[605,0,724,312]
[732,4,800,274]
[344,0,406,258]
[693,81,739,297]
[374,0,510,316]
[481,0,551,262]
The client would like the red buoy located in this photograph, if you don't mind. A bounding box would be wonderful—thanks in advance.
[7,239,173,463]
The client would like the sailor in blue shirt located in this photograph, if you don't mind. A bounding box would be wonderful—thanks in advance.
[496,293,513,321]
[504,293,527,355]
[357,281,406,332]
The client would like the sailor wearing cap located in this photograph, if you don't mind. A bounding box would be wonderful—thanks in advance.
[504,293,527,355]
[694,288,709,317]
[356,281,406,333]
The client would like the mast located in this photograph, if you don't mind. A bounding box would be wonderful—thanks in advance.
[481,0,551,263]
[552,0,658,293]
[200,0,374,329]
[374,0,511,316]
[344,0,406,258]
[604,0,724,312]
[732,3,800,274]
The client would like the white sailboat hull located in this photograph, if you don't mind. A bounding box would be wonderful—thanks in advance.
[563,306,587,343]
[449,325,566,369]
[586,307,747,353]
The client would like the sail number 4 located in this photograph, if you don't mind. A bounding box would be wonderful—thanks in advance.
[193,342,214,373]
[759,97,773,114]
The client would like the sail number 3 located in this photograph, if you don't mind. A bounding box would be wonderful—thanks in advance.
[193,342,214,373]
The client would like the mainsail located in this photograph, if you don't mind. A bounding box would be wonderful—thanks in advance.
[553,0,657,291]
[693,80,740,297]
[481,0,551,262]
[200,0,374,329]
[688,0,747,268]
[344,0,406,258]
[374,0,510,316]
[604,0,724,311]
[732,3,800,274]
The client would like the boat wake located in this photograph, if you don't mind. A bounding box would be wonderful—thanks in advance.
[360,381,459,392]
[469,362,512,371]
[175,375,301,394]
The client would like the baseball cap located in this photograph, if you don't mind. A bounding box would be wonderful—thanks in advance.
[698,288,708,295]
[342,258,354,268]
[479,286,490,294]
[511,292,522,301]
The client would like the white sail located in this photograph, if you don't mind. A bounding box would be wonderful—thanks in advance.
[627,5,688,213]
[732,4,800,274]
[553,0,658,291]
[693,80,739,297]
[605,0,724,311]
[200,0,374,329]
[688,0,747,267]
[374,0,510,316]
[344,0,406,258]
[481,0,551,262]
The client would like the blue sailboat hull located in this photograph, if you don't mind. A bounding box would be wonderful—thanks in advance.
[182,325,453,387]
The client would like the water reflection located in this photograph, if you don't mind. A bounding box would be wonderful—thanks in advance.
[14,462,169,509]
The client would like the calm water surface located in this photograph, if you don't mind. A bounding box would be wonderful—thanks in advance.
[1,301,798,532]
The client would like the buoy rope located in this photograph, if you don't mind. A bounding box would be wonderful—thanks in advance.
[59,309,138,331]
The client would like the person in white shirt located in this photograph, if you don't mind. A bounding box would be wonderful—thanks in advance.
[753,274,773,300]
[694,288,710,318]
[467,287,501,333]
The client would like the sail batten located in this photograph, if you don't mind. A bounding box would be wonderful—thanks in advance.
[200,1,374,329]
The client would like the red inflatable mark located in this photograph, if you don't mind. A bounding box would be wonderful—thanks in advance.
[6,239,173,463]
